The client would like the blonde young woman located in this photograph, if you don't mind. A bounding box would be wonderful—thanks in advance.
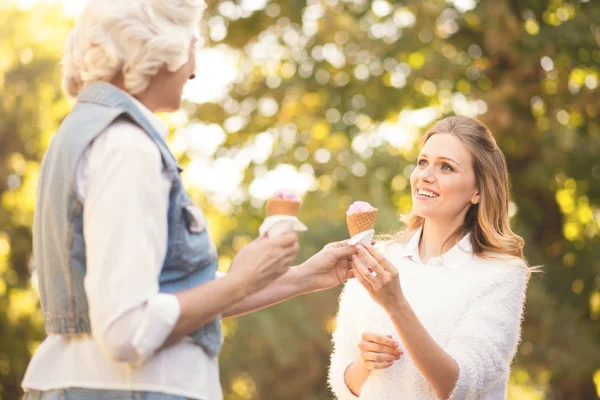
[22,1,357,399]
[328,116,532,399]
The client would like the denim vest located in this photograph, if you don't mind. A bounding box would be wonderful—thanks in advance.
[32,82,222,356]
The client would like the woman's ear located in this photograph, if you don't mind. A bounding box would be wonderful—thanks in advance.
[471,191,480,205]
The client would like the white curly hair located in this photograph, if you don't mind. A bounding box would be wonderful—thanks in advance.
[62,0,205,97]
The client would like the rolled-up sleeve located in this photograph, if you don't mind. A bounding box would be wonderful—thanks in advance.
[328,281,361,400]
[82,121,179,366]
[445,265,528,400]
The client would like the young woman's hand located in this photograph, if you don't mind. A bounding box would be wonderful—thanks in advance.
[352,243,406,313]
[357,332,404,370]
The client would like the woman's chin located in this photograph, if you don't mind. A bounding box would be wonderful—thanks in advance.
[412,207,434,220]
[159,99,183,113]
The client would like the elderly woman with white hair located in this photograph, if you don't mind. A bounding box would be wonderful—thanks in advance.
[22,1,357,399]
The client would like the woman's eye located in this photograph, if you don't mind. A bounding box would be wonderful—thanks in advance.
[418,159,427,167]
[441,163,453,171]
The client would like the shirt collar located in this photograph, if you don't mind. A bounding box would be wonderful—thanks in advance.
[401,226,473,270]
[128,94,170,141]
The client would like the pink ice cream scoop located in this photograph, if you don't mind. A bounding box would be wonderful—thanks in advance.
[346,201,376,216]
[272,188,301,202]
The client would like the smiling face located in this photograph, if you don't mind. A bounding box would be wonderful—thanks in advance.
[410,133,480,224]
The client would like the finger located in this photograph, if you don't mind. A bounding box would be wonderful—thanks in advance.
[361,351,400,362]
[353,264,369,288]
[331,244,358,259]
[371,239,377,246]
[352,255,375,287]
[364,243,397,273]
[364,361,395,370]
[360,340,403,355]
[373,361,395,369]
[336,261,354,284]
[361,350,399,362]
[360,341,403,355]
[344,268,355,280]
[284,252,297,266]
[270,231,299,248]
[285,243,300,260]
[327,239,350,248]
[362,332,400,349]
[289,241,300,255]
[356,244,386,277]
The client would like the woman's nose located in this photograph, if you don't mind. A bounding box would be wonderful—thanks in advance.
[418,166,435,183]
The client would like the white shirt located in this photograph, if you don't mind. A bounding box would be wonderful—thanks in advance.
[328,227,529,400]
[22,96,222,400]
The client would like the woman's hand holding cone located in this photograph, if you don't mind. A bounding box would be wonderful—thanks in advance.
[229,231,300,295]
[300,240,358,290]
[352,243,405,312]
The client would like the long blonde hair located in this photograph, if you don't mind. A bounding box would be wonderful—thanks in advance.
[393,115,528,265]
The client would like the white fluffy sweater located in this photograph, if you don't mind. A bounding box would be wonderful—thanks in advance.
[328,230,529,400]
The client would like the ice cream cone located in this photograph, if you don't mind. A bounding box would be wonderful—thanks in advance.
[266,198,300,217]
[346,209,377,237]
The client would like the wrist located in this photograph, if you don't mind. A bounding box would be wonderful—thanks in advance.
[224,271,254,300]
[343,358,371,397]
[349,356,371,379]
[287,265,314,294]
[387,295,411,318]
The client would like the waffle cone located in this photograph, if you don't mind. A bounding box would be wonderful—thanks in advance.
[266,198,300,216]
[346,210,377,237]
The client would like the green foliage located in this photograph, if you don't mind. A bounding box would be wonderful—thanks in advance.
[0,3,73,398]
[198,1,600,397]
[1,0,599,399]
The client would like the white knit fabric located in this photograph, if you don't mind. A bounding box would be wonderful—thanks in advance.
[328,230,528,400]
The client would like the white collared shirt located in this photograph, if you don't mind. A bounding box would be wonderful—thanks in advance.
[401,226,473,269]
[22,95,222,400]
[328,229,528,400]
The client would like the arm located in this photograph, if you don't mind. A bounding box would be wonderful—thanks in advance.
[222,266,310,319]
[84,122,184,365]
[353,245,528,399]
[164,231,299,344]
[386,267,527,400]
[343,360,371,397]
[352,244,459,397]
[343,332,403,396]
[385,298,460,399]
[84,123,296,364]
[222,241,357,319]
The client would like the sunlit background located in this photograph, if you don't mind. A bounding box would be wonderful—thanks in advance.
[16,0,491,213]
[2,0,600,399]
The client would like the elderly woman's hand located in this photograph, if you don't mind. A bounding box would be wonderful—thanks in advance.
[299,240,358,291]
[229,231,300,295]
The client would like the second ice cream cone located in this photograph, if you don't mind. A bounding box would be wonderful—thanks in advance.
[266,198,300,216]
[346,210,377,237]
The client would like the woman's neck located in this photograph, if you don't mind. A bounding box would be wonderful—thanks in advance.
[419,219,464,264]
[111,76,161,113]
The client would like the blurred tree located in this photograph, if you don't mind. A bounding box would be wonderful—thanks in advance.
[195,0,600,399]
[0,3,73,399]
[1,0,599,399]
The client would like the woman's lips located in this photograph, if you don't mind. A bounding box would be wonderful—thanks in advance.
[415,193,439,201]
